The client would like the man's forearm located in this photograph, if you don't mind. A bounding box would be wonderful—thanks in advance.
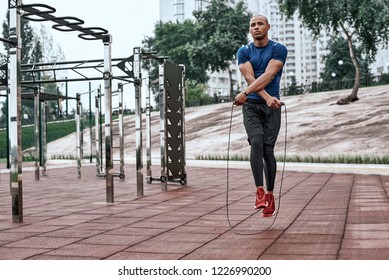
[240,71,271,101]
[245,72,275,94]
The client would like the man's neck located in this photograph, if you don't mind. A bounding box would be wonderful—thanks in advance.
[254,37,269,47]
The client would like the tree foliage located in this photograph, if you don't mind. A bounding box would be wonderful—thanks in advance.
[142,0,251,103]
[193,0,251,71]
[321,36,360,83]
[193,0,252,100]
[1,11,66,127]
[279,0,389,104]
[185,81,212,107]
[142,19,208,86]
[1,11,36,64]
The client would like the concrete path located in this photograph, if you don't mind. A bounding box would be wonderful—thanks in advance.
[0,162,388,260]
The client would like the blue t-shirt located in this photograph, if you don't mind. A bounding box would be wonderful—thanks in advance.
[237,40,287,101]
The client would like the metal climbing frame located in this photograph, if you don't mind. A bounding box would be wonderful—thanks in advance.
[143,58,187,190]
[95,84,125,179]
[6,0,113,222]
[4,1,187,223]
[22,89,77,179]
[113,83,125,180]
[158,61,187,190]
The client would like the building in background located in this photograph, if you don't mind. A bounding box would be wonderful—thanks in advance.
[370,46,389,76]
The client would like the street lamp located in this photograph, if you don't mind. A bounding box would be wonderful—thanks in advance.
[338,60,344,89]
[331,72,337,90]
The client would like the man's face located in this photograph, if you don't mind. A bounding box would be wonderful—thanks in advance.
[249,16,270,41]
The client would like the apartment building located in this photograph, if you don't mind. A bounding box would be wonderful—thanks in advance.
[370,46,389,76]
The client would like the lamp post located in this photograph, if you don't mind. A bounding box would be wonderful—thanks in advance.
[331,72,337,90]
[338,60,344,89]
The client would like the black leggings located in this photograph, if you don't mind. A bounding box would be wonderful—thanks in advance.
[249,134,277,191]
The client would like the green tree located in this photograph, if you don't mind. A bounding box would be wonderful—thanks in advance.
[1,11,35,65]
[193,0,252,100]
[1,12,66,126]
[142,19,208,86]
[285,75,303,96]
[142,19,208,104]
[142,19,209,106]
[320,36,373,90]
[378,73,389,85]
[279,0,389,105]
[185,81,212,107]
[143,0,251,105]
[321,36,355,86]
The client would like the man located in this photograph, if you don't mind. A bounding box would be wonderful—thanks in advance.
[235,15,287,217]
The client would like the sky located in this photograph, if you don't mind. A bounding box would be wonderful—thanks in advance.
[0,0,160,110]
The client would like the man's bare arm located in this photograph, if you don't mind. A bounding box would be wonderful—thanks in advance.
[239,62,256,85]
[246,59,283,93]
[238,62,269,98]
[236,60,283,108]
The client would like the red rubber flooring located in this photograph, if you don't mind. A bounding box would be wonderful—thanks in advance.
[1,163,388,260]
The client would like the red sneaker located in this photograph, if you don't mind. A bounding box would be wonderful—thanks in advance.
[262,193,276,217]
[254,187,266,209]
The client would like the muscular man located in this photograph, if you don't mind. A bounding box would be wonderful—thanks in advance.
[235,15,287,217]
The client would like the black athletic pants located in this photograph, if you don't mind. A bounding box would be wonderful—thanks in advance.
[242,101,281,191]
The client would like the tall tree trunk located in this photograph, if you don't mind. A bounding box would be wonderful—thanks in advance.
[337,25,360,105]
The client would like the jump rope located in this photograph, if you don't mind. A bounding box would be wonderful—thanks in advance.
[226,101,287,235]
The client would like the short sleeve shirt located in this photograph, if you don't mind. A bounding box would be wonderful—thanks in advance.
[237,40,287,100]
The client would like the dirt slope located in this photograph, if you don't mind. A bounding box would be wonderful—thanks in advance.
[46,85,389,160]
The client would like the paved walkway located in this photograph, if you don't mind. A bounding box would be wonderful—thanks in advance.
[0,161,389,260]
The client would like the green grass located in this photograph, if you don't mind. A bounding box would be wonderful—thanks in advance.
[195,154,389,165]
[0,119,77,158]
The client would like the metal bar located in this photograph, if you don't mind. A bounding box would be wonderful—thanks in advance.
[134,47,144,196]
[16,57,134,85]
[104,36,114,203]
[56,86,60,119]
[65,78,68,117]
[34,88,40,181]
[95,91,101,176]
[6,91,10,169]
[21,57,123,68]
[20,3,109,41]
[42,101,47,176]
[158,60,167,191]
[0,37,17,46]
[76,93,81,178]
[89,82,92,163]
[118,83,125,178]
[1,57,134,85]
[8,0,23,223]
[99,85,103,173]
[146,77,152,184]
[19,74,131,85]
[180,64,187,185]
